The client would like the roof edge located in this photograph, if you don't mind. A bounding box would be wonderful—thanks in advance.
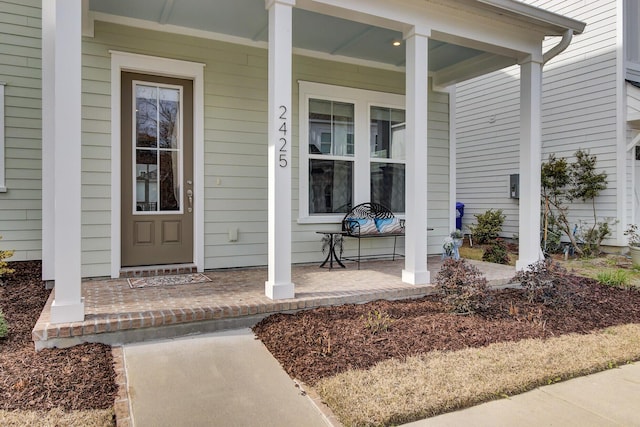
[477,0,586,34]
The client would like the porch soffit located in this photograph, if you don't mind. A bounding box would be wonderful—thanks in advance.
[88,0,585,85]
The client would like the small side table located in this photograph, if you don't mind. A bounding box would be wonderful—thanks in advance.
[316,232,346,269]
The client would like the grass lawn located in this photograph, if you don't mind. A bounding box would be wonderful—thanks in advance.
[317,325,640,427]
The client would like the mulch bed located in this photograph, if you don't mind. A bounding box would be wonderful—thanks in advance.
[254,274,640,385]
[0,261,117,411]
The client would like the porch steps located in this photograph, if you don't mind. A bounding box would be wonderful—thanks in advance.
[119,263,197,278]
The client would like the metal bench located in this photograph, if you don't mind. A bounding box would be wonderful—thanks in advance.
[341,203,405,269]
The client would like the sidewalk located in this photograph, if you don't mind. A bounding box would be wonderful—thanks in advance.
[122,329,640,427]
[403,362,640,427]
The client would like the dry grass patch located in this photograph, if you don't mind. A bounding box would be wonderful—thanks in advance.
[316,324,640,427]
[0,408,115,426]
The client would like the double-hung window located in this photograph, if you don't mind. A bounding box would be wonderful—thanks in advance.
[299,81,405,223]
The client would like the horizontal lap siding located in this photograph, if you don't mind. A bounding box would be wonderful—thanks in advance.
[292,58,450,262]
[83,21,450,274]
[0,0,42,261]
[456,0,619,241]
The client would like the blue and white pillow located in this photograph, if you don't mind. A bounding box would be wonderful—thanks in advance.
[347,218,378,235]
[375,217,403,234]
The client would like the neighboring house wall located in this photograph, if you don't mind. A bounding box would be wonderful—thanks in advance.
[81,21,449,276]
[456,0,620,244]
[0,0,42,261]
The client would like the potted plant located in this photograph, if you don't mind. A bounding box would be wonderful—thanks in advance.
[624,224,640,266]
[450,229,463,249]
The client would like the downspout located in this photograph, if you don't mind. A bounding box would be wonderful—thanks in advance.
[539,29,572,256]
[542,29,573,65]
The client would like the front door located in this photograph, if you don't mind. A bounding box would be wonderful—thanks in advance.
[121,72,194,267]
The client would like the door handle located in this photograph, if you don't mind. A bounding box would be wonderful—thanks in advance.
[187,189,193,213]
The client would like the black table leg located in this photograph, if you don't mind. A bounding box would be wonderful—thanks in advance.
[319,233,345,269]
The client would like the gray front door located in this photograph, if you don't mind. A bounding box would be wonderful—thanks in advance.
[121,72,194,267]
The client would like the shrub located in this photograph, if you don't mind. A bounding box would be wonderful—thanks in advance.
[597,270,630,289]
[362,310,394,334]
[512,259,569,305]
[435,259,488,315]
[482,238,510,265]
[0,235,14,278]
[469,209,505,244]
[0,310,7,339]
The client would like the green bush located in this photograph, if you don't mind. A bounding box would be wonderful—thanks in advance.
[435,259,489,315]
[597,270,630,289]
[0,235,14,278]
[482,239,510,265]
[469,209,505,244]
[0,310,8,339]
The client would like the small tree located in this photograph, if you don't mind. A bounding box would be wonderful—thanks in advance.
[541,149,610,257]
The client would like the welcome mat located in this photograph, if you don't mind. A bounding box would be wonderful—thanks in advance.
[128,273,212,289]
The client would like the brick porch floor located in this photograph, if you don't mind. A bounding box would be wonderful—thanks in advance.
[32,257,516,349]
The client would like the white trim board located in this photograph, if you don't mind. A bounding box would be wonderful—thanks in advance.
[0,82,6,193]
[297,80,406,223]
[109,51,205,278]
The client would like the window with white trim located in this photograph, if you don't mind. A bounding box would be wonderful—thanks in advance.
[299,81,405,223]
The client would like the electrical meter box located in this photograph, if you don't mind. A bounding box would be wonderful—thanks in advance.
[510,174,519,199]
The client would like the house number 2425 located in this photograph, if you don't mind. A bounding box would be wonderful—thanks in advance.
[278,105,288,168]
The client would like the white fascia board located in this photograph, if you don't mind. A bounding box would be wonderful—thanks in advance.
[301,0,546,60]
[474,0,586,34]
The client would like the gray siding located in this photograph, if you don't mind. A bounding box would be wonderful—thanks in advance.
[456,0,619,241]
[0,0,42,261]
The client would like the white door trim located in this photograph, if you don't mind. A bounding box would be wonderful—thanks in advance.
[110,51,205,278]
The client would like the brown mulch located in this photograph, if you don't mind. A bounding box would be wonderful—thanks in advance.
[253,274,640,385]
[0,261,117,411]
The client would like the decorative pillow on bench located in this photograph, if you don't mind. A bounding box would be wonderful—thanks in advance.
[375,217,403,234]
[347,218,379,235]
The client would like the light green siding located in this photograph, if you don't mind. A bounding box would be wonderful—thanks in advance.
[0,9,451,275]
[0,0,42,261]
[81,21,450,274]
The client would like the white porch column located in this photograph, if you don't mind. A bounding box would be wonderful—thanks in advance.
[265,0,295,299]
[41,0,55,284]
[48,0,85,323]
[516,56,544,270]
[402,27,431,285]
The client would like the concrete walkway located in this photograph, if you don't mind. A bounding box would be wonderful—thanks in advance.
[123,329,330,427]
[123,329,640,427]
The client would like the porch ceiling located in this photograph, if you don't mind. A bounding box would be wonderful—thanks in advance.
[89,0,502,75]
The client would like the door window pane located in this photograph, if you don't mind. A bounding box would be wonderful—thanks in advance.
[134,82,182,213]
[136,150,158,212]
[136,86,158,148]
[309,159,353,214]
[370,162,405,213]
[309,99,354,156]
[370,107,405,160]
[159,151,179,211]
[159,88,180,149]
